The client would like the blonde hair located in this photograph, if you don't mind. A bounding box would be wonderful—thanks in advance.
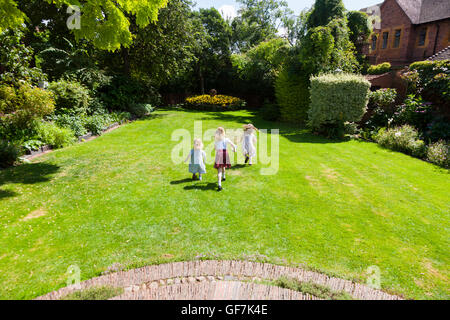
[215,127,225,141]
[193,138,203,150]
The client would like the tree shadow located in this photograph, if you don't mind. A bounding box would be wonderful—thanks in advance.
[0,163,60,199]
[183,183,217,191]
[0,189,17,200]
[228,164,246,170]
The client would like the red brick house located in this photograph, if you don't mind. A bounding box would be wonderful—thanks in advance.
[361,0,450,66]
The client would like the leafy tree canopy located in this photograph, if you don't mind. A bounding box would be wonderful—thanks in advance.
[0,0,169,51]
[307,0,346,29]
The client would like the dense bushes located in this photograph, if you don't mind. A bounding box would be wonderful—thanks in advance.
[128,104,154,118]
[375,125,426,158]
[367,62,391,75]
[308,73,371,138]
[260,101,281,121]
[426,141,449,168]
[404,60,450,106]
[0,140,21,168]
[36,122,75,149]
[275,67,310,124]
[48,80,91,115]
[0,83,55,141]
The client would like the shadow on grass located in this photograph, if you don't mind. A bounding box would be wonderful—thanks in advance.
[183,183,217,191]
[0,163,60,199]
[170,178,194,185]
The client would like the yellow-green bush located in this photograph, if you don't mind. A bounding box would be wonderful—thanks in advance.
[367,62,391,75]
[184,94,245,110]
[275,67,310,124]
[308,73,371,133]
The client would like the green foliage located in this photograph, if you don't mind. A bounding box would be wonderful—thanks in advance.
[308,73,371,135]
[0,29,47,86]
[275,66,310,123]
[392,95,433,134]
[60,286,123,300]
[0,140,21,168]
[375,125,426,158]
[406,60,450,106]
[347,11,372,69]
[369,88,397,109]
[128,103,154,118]
[36,121,75,149]
[48,80,91,116]
[0,83,55,142]
[426,141,449,168]
[274,277,353,300]
[1,0,169,51]
[425,117,450,142]
[22,139,45,152]
[83,115,111,136]
[367,62,391,75]
[260,100,280,121]
[49,114,87,137]
[0,0,27,33]
[98,75,159,112]
[231,38,289,97]
[307,0,346,29]
[232,0,294,52]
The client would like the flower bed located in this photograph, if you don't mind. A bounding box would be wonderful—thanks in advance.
[184,94,246,111]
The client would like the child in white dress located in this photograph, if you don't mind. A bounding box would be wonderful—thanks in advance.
[242,124,258,165]
[214,127,237,191]
[184,139,207,180]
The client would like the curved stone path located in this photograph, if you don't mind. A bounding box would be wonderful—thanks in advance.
[36,260,402,300]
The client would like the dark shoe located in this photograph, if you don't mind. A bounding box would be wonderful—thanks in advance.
[245,156,249,164]
[192,174,197,180]
[222,177,226,181]
[218,186,222,191]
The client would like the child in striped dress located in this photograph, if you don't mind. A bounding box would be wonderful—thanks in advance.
[214,127,236,191]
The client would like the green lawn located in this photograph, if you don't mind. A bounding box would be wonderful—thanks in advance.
[0,109,449,300]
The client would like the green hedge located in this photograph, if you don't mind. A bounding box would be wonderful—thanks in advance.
[367,62,391,75]
[308,73,371,131]
[275,67,310,124]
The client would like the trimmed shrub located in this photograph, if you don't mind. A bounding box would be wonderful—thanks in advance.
[48,80,91,116]
[427,141,449,168]
[128,103,154,118]
[375,125,426,158]
[275,67,310,124]
[367,62,391,75]
[0,140,21,168]
[36,122,75,149]
[308,73,371,137]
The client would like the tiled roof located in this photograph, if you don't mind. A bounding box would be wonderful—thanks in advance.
[427,46,450,61]
[396,0,450,24]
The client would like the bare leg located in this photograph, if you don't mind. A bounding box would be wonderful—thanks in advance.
[222,167,226,181]
[217,169,222,190]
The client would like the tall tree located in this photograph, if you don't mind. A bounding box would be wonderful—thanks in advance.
[0,0,169,51]
[231,0,293,52]
[306,0,346,29]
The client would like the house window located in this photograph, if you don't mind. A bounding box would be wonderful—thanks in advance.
[418,28,427,46]
[394,29,401,48]
[371,35,378,50]
[382,32,389,49]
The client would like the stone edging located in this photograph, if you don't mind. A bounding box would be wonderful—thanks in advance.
[36,260,402,300]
